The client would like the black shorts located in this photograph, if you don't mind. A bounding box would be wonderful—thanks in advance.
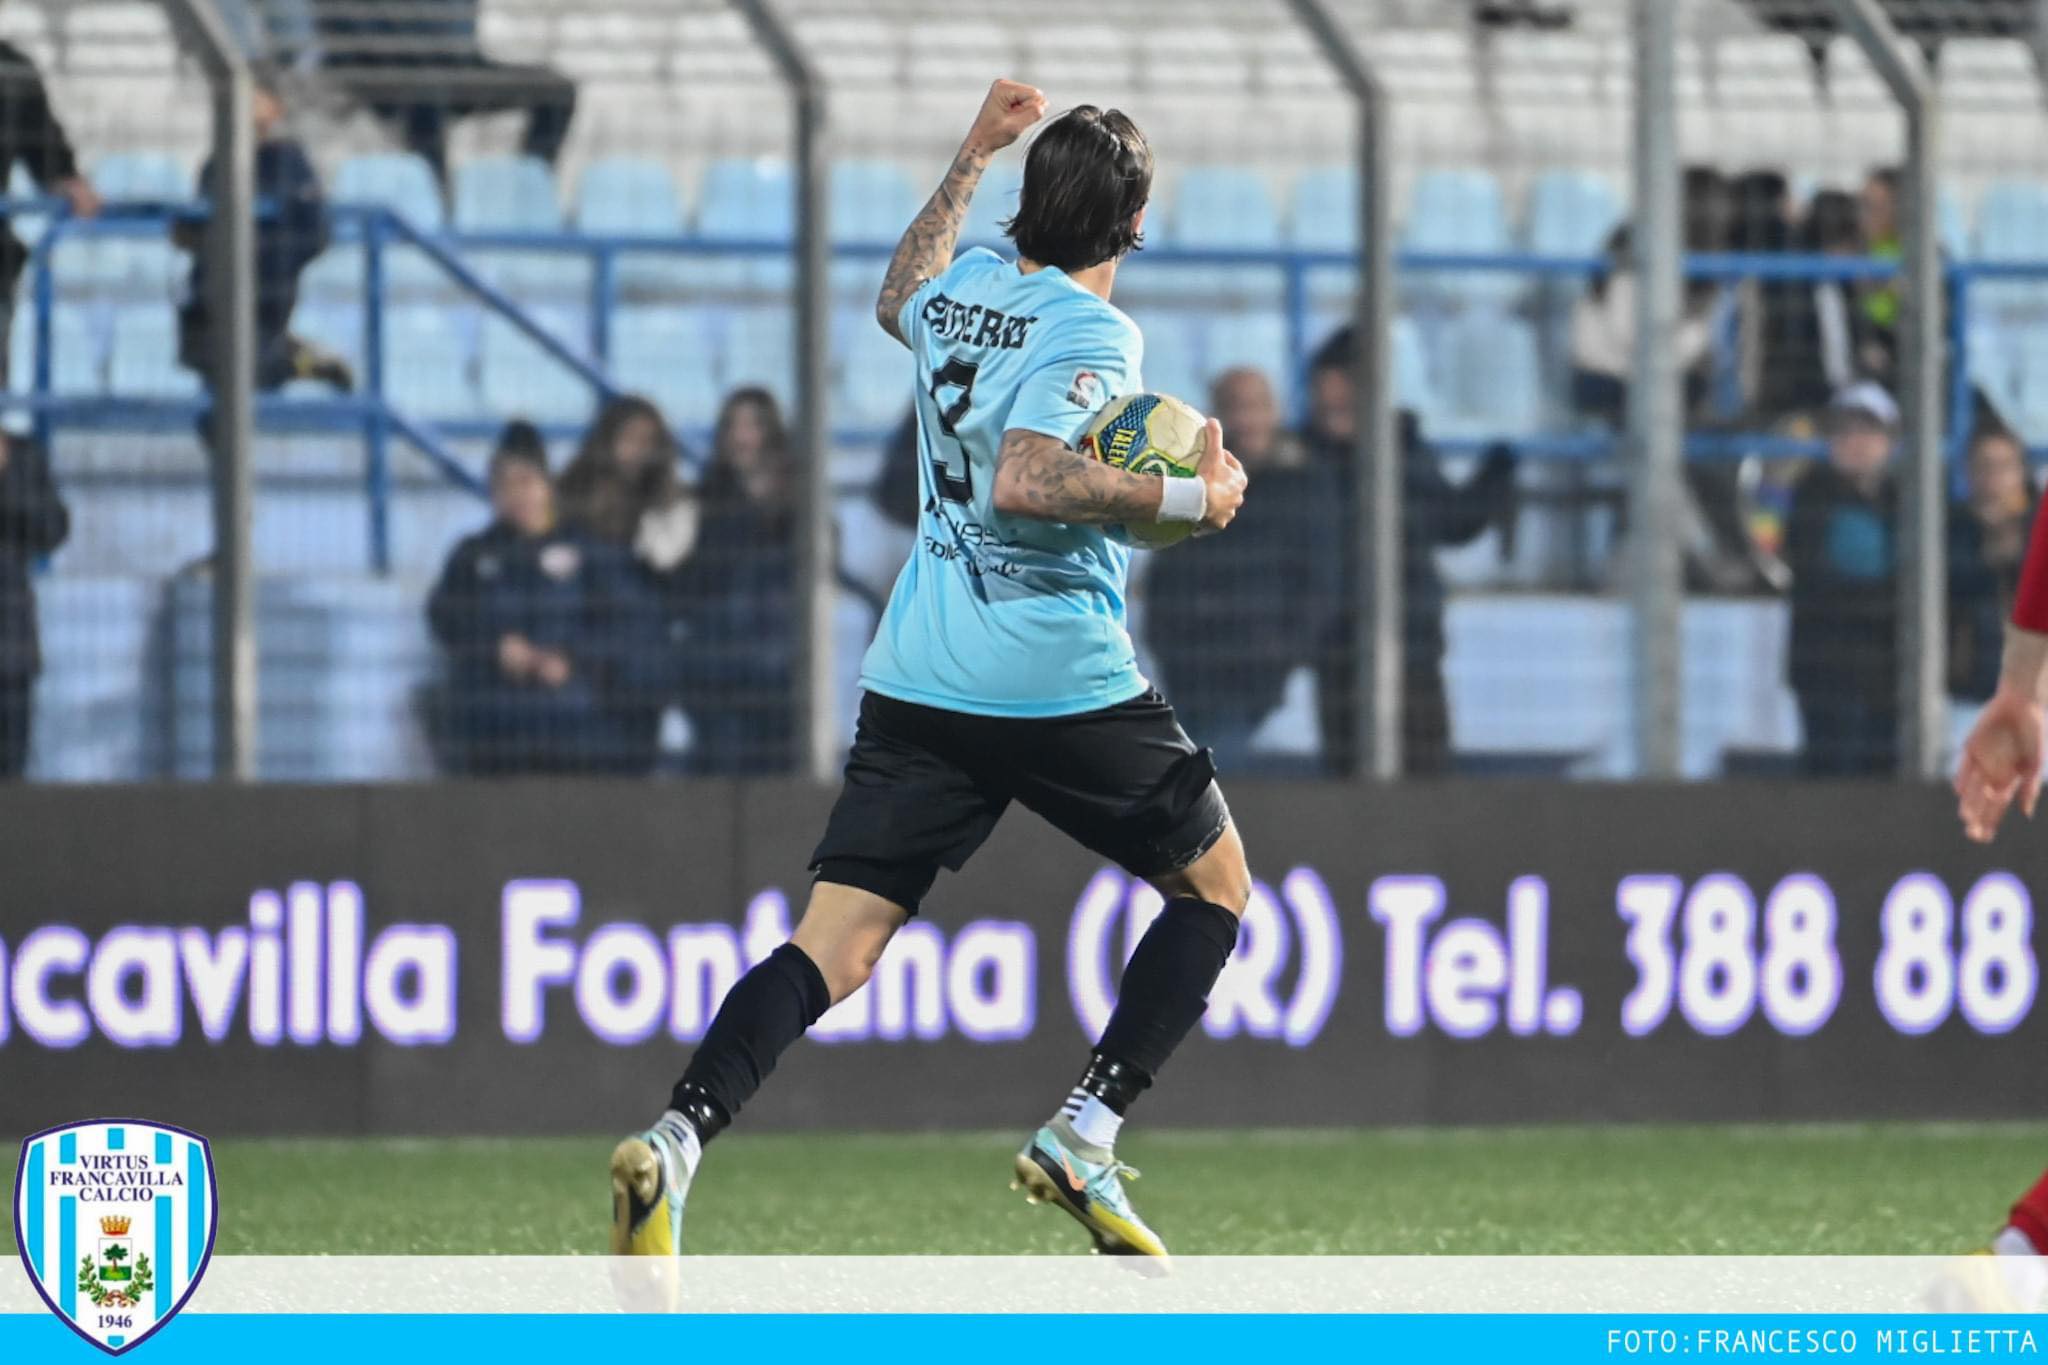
[810,689,1232,914]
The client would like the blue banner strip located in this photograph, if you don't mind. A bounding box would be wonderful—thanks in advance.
[0,1314,2040,1365]
[104,1129,122,1152]
[55,1197,73,1320]
[24,1142,43,1279]
[186,1143,204,1281]
[155,1133,171,1166]
[155,1192,173,1322]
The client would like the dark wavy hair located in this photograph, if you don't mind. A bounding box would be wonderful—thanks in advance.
[557,394,683,546]
[1003,105,1152,273]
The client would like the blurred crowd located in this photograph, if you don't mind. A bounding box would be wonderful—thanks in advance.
[0,4,2042,782]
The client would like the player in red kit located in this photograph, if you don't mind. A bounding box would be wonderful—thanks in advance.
[1953,488,2048,1293]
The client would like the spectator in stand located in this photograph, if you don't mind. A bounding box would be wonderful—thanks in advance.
[1728,169,1801,420]
[0,39,98,366]
[1856,167,1903,390]
[673,389,798,776]
[0,432,67,779]
[1786,382,1901,776]
[558,395,698,587]
[1949,426,2037,705]
[1569,224,1715,427]
[1143,367,1331,774]
[1305,328,1516,776]
[312,0,576,186]
[176,68,351,395]
[1761,189,1868,425]
[427,423,667,775]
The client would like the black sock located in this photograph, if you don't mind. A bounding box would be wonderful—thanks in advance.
[669,942,830,1142]
[1083,896,1240,1114]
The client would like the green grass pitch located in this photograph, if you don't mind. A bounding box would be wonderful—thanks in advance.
[6,1123,2043,1255]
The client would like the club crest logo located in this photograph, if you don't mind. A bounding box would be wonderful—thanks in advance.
[13,1120,217,1355]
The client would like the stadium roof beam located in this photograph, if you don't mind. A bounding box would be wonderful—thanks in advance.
[1286,0,1402,780]
[1826,0,1945,782]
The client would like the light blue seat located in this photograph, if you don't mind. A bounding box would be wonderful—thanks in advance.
[1391,313,1441,427]
[2009,327,2048,445]
[1525,171,1621,257]
[1129,313,1201,403]
[479,308,598,425]
[253,487,373,575]
[720,306,794,406]
[687,157,793,292]
[1434,306,1542,437]
[834,309,911,428]
[334,153,445,230]
[107,304,198,397]
[289,299,364,372]
[830,159,919,295]
[87,151,192,295]
[1198,309,1286,390]
[1940,186,1970,260]
[1287,167,1358,252]
[381,306,475,420]
[962,163,1024,247]
[1975,180,2048,317]
[1164,167,1282,298]
[1404,169,1518,310]
[610,305,722,431]
[92,151,189,202]
[576,156,689,296]
[9,302,103,394]
[453,154,583,296]
[331,152,447,293]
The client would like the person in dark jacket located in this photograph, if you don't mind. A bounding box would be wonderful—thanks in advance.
[427,424,667,775]
[1305,327,1517,775]
[312,0,576,185]
[176,71,350,393]
[0,40,98,357]
[1786,383,1901,776]
[672,388,798,776]
[1143,367,1331,773]
[1949,425,2036,704]
[0,433,69,778]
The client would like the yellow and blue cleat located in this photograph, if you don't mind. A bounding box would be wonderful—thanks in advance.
[608,1122,693,1258]
[1011,1119,1170,1265]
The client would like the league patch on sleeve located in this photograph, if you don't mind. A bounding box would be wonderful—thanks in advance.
[1064,370,1104,409]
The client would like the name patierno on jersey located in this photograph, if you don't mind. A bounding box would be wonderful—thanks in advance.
[860,245,1151,717]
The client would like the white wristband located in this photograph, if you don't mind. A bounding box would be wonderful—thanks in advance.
[1156,475,1207,524]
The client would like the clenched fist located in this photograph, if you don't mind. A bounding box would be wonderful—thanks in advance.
[967,79,1047,153]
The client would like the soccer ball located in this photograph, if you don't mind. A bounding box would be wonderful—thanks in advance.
[1077,392,1208,549]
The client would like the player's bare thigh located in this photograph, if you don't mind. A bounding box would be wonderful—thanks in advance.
[792,880,913,1004]
[1145,818,1252,916]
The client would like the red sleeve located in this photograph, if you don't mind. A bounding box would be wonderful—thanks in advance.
[2014,505,2048,633]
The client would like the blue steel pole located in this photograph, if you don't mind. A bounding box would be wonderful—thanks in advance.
[592,245,616,366]
[364,214,391,575]
[31,225,55,452]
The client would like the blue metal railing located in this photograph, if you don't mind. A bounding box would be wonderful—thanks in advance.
[4,194,2044,572]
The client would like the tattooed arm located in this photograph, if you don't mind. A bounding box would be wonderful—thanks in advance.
[993,423,1247,532]
[876,79,1047,346]
[991,429,1165,524]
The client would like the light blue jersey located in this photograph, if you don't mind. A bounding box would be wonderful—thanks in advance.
[859,246,1150,718]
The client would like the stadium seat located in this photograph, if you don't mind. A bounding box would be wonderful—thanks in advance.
[610,305,722,432]
[1129,315,1202,404]
[835,310,913,430]
[331,153,447,293]
[830,159,920,295]
[689,157,794,292]
[1974,181,2048,318]
[1404,169,1519,311]
[1173,168,1282,250]
[289,300,366,374]
[453,154,584,297]
[1391,314,1441,428]
[479,308,599,426]
[381,306,476,421]
[1434,306,1542,438]
[92,150,188,203]
[9,302,103,395]
[334,153,445,232]
[720,307,795,408]
[1199,310,1288,391]
[1287,168,1359,253]
[107,304,198,398]
[2009,328,2048,446]
[1524,172,1621,258]
[576,156,690,296]
[961,163,1024,248]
